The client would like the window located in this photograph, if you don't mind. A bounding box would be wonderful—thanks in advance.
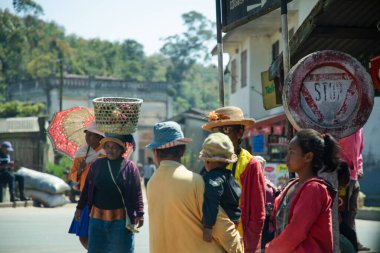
[272,40,279,62]
[241,50,247,88]
[231,59,237,93]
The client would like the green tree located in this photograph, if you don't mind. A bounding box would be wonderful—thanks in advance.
[160,11,215,83]
[0,100,45,118]
[160,11,218,113]
[12,0,43,16]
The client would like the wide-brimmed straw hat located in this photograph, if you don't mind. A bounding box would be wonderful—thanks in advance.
[100,132,135,152]
[84,121,105,137]
[146,121,192,149]
[202,106,256,132]
[199,133,237,163]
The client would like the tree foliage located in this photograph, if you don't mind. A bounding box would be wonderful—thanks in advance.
[0,4,220,115]
[160,11,219,113]
[13,0,43,16]
[0,100,45,117]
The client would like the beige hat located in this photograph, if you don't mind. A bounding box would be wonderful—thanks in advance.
[199,132,237,163]
[202,106,256,132]
[84,121,105,137]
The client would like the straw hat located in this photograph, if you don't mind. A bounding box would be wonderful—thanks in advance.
[199,133,237,163]
[100,132,135,152]
[146,121,192,149]
[202,106,256,132]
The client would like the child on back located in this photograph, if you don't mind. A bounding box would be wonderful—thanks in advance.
[199,132,242,242]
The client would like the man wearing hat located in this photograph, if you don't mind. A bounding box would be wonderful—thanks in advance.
[0,141,29,201]
[147,121,243,253]
[203,106,266,253]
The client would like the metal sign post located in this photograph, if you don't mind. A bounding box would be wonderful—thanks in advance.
[216,0,225,106]
[280,0,294,178]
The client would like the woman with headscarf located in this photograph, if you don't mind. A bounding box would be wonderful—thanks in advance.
[75,133,144,253]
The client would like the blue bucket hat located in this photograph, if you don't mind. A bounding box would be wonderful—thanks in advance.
[146,121,192,149]
[1,141,14,152]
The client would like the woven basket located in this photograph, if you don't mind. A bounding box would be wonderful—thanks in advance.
[92,97,143,134]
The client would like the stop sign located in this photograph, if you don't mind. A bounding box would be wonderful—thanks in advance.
[283,50,374,138]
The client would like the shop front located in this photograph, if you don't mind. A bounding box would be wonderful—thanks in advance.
[243,113,289,188]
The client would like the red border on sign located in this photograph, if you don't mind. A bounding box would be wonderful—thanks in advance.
[283,50,374,138]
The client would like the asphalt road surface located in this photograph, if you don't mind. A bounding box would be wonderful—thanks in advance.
[0,203,379,253]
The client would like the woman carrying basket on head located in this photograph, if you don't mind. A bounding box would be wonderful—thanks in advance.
[74,133,144,253]
[68,122,105,249]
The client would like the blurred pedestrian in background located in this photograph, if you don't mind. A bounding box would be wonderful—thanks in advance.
[142,157,155,189]
[0,141,29,202]
[339,128,370,251]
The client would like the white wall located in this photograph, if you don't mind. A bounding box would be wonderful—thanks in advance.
[227,0,318,120]
[249,35,284,119]
[229,37,251,117]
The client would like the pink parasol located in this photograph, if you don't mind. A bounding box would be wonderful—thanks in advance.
[47,106,94,159]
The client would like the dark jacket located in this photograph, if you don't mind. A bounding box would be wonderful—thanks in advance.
[77,157,144,223]
[202,167,242,228]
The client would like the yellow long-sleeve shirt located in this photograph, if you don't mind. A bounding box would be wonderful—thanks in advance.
[147,160,243,253]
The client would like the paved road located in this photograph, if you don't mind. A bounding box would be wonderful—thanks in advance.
[0,203,149,253]
[0,203,379,253]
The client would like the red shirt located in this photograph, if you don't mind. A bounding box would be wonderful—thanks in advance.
[339,128,363,180]
[266,178,334,253]
[227,149,266,253]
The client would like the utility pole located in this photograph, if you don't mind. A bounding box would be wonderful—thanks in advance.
[280,1,293,143]
[281,0,295,178]
[215,0,224,106]
[58,49,63,112]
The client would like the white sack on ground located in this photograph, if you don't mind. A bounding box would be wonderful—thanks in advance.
[25,189,69,207]
[16,167,70,194]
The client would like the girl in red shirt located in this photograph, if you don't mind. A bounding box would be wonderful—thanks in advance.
[265,129,339,253]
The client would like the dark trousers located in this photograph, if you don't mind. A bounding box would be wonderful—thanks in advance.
[343,180,360,230]
[144,178,150,189]
[0,170,25,200]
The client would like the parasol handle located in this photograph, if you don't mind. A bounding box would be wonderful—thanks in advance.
[76,145,91,184]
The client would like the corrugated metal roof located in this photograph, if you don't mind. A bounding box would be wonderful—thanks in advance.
[290,0,380,66]
[0,117,40,133]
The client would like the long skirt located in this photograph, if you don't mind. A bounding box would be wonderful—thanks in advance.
[88,217,135,253]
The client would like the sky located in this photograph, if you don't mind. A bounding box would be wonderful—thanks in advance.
[0,0,217,56]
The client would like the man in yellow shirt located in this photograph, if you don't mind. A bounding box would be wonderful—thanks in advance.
[146,121,243,253]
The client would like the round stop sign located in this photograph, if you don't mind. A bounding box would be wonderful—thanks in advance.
[283,50,374,138]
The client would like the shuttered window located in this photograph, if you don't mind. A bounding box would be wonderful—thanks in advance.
[231,59,237,93]
[241,50,247,88]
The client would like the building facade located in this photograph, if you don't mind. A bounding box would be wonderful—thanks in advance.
[8,75,174,164]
